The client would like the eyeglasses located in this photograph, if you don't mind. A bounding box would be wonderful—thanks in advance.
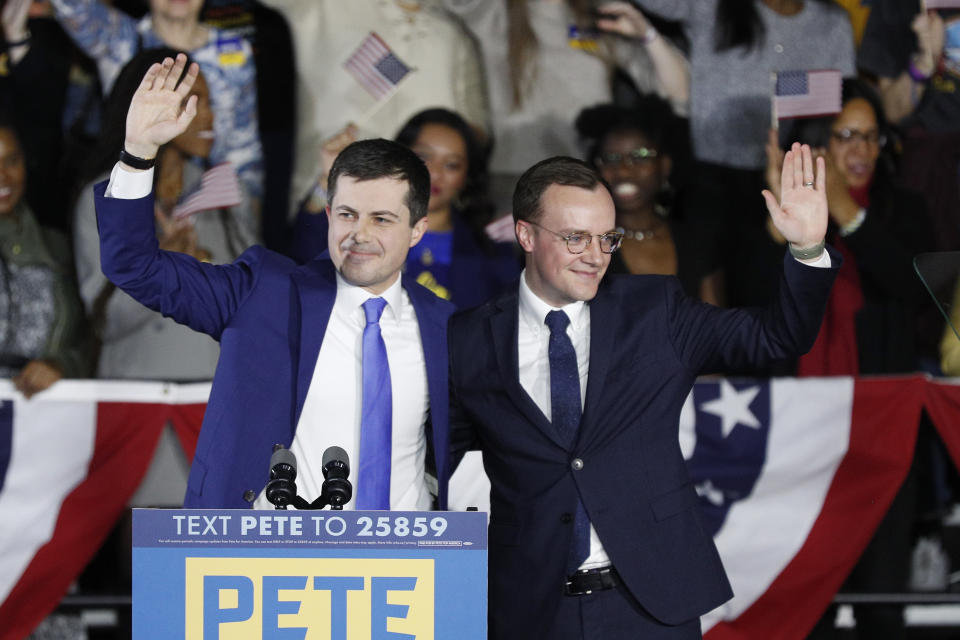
[527,220,623,254]
[830,128,886,147]
[594,147,659,168]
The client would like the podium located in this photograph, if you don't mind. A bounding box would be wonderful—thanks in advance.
[132,509,487,639]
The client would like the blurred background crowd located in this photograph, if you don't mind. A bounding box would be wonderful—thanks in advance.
[2,0,960,637]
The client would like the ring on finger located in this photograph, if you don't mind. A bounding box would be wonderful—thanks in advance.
[803,181,815,187]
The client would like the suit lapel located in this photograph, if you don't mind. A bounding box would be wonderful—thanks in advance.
[490,295,568,449]
[581,289,617,434]
[292,258,338,422]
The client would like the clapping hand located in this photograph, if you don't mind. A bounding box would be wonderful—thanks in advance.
[761,143,828,255]
[123,54,200,163]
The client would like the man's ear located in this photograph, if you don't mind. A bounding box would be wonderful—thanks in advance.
[515,219,535,253]
[409,215,428,247]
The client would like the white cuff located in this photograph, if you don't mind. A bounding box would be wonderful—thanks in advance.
[105,162,154,199]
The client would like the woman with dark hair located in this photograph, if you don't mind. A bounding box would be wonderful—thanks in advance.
[49,0,262,201]
[73,48,257,381]
[393,108,520,309]
[0,118,90,397]
[633,0,854,172]
[577,98,720,304]
[730,78,932,376]
[631,0,856,282]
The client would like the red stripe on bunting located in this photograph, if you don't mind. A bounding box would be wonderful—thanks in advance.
[924,379,960,470]
[170,403,206,463]
[705,376,925,640]
[0,403,169,640]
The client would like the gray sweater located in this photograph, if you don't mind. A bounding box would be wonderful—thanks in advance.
[633,0,855,169]
[75,163,257,381]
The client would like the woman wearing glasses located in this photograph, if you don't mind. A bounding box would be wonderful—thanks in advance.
[731,78,934,377]
[577,98,722,304]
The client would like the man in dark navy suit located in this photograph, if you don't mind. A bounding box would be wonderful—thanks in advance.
[95,54,454,511]
[448,150,839,638]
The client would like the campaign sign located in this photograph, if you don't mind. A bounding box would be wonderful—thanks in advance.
[132,509,487,639]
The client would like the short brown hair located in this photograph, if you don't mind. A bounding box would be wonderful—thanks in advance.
[512,156,602,224]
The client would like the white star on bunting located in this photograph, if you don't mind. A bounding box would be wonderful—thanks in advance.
[699,380,761,438]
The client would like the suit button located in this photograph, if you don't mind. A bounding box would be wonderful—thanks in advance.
[571,458,584,471]
[243,489,256,503]
[560,512,573,524]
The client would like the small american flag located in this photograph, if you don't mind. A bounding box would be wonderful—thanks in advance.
[773,69,842,120]
[344,32,412,100]
[172,163,242,220]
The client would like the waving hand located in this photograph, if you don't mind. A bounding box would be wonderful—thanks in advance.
[123,54,200,162]
[762,142,828,255]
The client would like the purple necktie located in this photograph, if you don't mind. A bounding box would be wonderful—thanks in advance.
[357,297,392,509]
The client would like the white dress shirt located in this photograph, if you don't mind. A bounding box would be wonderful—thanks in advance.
[258,273,431,510]
[106,164,432,511]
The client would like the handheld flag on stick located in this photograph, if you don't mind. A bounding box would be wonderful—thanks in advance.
[773,69,843,121]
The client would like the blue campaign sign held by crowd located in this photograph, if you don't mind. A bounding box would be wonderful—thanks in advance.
[132,509,487,639]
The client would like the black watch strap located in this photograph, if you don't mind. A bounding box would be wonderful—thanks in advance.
[119,148,156,170]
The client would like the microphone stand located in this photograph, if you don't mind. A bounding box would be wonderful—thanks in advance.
[264,444,351,510]
[264,478,348,510]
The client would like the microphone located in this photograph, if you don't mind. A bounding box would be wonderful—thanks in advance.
[321,446,352,510]
[265,444,298,509]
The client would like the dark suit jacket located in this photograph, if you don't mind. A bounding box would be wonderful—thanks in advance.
[448,250,840,637]
[94,181,455,508]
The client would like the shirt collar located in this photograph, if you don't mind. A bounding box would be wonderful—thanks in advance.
[335,271,404,326]
[518,268,588,336]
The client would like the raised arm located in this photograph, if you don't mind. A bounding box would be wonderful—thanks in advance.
[97,55,258,340]
[596,1,690,113]
[122,54,200,162]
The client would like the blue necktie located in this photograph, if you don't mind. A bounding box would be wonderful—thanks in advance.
[545,310,590,573]
[357,297,392,510]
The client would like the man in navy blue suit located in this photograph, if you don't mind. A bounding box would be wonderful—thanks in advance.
[95,54,454,510]
[449,151,840,638]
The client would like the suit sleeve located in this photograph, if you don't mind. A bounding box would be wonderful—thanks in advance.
[447,315,481,472]
[94,180,258,341]
[668,247,841,374]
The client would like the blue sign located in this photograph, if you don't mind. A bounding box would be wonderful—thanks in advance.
[133,509,487,639]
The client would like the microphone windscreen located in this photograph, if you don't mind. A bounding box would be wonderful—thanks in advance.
[322,446,349,469]
[270,447,297,471]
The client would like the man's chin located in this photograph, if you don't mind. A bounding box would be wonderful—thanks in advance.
[338,264,399,294]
